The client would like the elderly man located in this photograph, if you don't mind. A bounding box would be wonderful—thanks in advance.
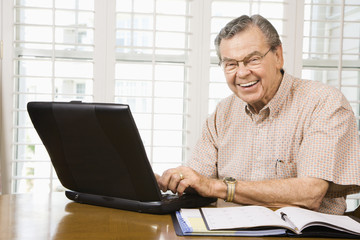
[157,15,360,215]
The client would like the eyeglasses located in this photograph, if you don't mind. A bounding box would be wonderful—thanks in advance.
[220,48,272,74]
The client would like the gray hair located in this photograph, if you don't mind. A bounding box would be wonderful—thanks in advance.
[214,15,282,61]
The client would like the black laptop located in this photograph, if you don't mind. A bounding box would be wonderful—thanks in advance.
[27,101,216,214]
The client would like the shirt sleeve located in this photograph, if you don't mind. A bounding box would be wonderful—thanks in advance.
[297,86,360,198]
[185,111,219,179]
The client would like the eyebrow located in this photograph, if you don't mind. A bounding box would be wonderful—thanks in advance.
[222,51,263,61]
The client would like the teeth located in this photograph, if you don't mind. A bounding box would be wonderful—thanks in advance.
[240,80,258,87]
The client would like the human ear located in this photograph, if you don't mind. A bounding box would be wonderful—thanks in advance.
[274,45,284,69]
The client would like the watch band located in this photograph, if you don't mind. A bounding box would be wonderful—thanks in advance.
[223,177,237,202]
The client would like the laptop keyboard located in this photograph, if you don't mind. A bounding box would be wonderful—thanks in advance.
[161,193,191,202]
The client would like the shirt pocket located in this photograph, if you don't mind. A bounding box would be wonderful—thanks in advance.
[275,159,297,179]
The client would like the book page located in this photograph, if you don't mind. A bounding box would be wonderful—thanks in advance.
[201,206,292,231]
[179,209,237,234]
[178,209,287,236]
[180,209,204,231]
[275,207,360,235]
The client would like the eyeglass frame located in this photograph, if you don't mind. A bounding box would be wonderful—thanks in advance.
[219,47,273,73]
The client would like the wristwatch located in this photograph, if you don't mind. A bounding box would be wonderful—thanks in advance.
[223,177,237,202]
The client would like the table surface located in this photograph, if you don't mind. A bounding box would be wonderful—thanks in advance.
[0,192,352,240]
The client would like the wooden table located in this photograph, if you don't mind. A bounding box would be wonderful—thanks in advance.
[0,193,351,240]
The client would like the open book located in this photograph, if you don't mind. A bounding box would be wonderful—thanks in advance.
[173,206,360,238]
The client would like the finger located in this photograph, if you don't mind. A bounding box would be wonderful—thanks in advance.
[167,172,183,193]
[177,179,190,196]
[155,173,168,192]
[157,167,185,192]
[154,173,161,181]
[157,169,174,192]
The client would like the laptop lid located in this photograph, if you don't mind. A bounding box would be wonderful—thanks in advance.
[27,101,162,202]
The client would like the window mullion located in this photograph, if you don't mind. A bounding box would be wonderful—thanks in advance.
[1,0,15,194]
[93,0,115,102]
[337,1,345,90]
[285,0,304,76]
[185,0,211,157]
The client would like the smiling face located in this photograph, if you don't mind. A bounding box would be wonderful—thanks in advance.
[219,26,284,113]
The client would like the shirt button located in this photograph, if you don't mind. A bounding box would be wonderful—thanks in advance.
[258,127,266,134]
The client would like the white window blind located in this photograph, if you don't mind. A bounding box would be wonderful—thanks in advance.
[5,0,195,193]
[12,0,95,193]
[114,0,193,174]
[301,0,360,210]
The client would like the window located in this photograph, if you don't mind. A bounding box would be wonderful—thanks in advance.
[2,0,195,194]
[114,0,193,174]
[9,0,95,193]
[302,0,360,211]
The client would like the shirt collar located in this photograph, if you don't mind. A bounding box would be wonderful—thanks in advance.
[245,72,294,119]
[266,72,293,118]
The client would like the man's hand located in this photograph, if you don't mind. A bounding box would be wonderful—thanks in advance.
[156,166,224,197]
[156,167,329,211]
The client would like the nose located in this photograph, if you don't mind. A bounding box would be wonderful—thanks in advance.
[235,62,251,78]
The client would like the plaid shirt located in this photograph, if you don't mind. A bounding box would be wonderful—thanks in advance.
[187,72,360,214]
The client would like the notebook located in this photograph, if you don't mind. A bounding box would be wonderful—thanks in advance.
[27,101,216,214]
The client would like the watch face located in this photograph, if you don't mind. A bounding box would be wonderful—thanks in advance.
[224,177,236,182]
